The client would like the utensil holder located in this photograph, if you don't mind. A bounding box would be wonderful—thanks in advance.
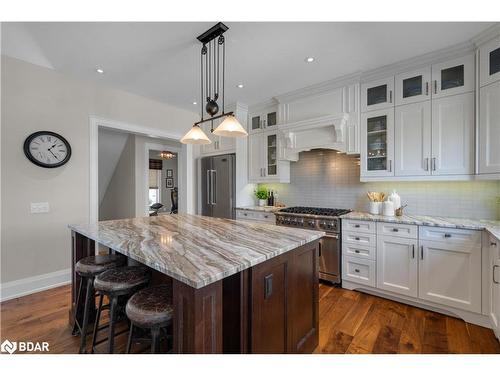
[369,202,382,215]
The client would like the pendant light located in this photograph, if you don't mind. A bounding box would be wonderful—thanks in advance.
[180,23,247,144]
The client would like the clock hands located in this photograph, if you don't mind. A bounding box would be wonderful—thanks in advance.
[48,148,58,160]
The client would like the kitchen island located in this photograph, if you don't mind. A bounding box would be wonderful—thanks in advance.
[69,214,323,353]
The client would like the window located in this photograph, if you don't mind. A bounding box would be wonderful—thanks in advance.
[148,169,161,205]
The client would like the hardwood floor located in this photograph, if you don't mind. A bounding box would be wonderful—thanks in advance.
[1,283,499,354]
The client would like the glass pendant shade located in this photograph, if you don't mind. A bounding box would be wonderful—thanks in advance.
[213,115,248,138]
[180,125,212,145]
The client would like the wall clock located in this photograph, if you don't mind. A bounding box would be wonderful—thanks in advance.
[23,131,72,168]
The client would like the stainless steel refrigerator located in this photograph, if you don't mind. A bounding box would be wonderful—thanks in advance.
[201,154,236,219]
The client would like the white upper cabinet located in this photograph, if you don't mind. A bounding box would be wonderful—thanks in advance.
[360,108,395,177]
[361,77,395,112]
[395,101,432,176]
[431,54,475,99]
[395,67,431,106]
[479,80,500,174]
[248,132,264,181]
[377,235,418,297]
[200,118,236,155]
[431,92,475,175]
[248,129,290,183]
[480,35,500,87]
[249,109,278,134]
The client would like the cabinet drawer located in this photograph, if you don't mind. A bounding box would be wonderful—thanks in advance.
[342,256,376,287]
[419,226,481,246]
[236,210,275,223]
[343,242,376,260]
[343,231,376,247]
[342,219,376,234]
[377,222,418,239]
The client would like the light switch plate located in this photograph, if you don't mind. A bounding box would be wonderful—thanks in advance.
[31,202,50,213]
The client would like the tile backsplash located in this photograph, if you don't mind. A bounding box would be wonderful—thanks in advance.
[260,149,500,220]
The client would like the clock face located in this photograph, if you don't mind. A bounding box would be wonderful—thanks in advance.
[23,131,72,168]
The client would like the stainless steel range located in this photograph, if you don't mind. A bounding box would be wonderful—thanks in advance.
[275,206,351,284]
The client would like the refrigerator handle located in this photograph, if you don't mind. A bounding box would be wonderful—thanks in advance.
[211,170,217,205]
[206,169,211,206]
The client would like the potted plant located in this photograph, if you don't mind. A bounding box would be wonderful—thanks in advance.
[255,188,269,207]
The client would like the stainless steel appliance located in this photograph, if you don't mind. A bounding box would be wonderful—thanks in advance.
[275,207,351,284]
[201,154,236,219]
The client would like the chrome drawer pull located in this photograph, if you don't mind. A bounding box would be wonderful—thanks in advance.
[355,237,360,241]
[355,250,360,253]
[354,269,360,273]
[444,233,452,238]
[354,224,360,228]
[392,228,399,232]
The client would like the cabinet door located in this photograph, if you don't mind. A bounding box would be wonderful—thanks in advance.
[479,81,500,174]
[418,240,481,313]
[395,67,431,106]
[395,101,431,176]
[360,108,395,177]
[431,92,474,175]
[480,35,500,87]
[249,114,263,134]
[361,77,395,112]
[431,54,474,98]
[377,236,418,297]
[265,111,278,129]
[248,133,263,182]
[265,131,278,177]
[489,237,500,331]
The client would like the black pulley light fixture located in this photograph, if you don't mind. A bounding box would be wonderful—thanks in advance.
[181,23,248,144]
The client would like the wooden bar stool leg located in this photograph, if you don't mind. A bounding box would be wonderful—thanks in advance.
[90,294,104,353]
[107,296,118,354]
[126,323,134,354]
[151,326,160,354]
[79,277,94,353]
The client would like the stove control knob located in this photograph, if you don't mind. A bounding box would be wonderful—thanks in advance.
[308,220,315,227]
[320,221,326,228]
[297,218,304,226]
[327,222,334,230]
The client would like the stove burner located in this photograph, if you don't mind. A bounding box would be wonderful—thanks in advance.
[278,206,351,217]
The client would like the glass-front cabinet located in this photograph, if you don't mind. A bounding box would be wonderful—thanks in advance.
[361,77,395,112]
[395,67,431,105]
[480,35,500,87]
[266,133,278,176]
[361,108,394,178]
[431,54,474,98]
[248,129,289,183]
[249,109,278,134]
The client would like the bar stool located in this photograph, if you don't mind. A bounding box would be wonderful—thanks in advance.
[125,285,173,354]
[73,254,126,354]
[91,266,151,353]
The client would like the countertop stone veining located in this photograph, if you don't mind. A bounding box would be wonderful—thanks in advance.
[235,206,285,213]
[69,214,323,289]
[341,211,500,240]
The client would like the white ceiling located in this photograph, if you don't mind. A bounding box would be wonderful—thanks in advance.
[1,22,495,111]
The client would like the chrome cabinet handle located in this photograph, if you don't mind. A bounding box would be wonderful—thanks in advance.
[432,157,436,171]
[425,82,429,96]
[324,234,339,239]
[420,245,424,260]
[493,265,499,284]
[206,170,211,205]
[412,244,415,259]
[388,160,392,172]
[424,158,429,171]
[433,80,437,94]
[389,90,393,103]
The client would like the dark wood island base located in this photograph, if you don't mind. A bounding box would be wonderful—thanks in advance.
[70,231,319,354]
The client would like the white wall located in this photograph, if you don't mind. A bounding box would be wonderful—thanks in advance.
[0,56,198,285]
[99,135,136,220]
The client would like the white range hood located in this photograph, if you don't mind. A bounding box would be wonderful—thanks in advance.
[280,113,349,161]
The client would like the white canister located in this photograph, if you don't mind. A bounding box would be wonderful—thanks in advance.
[369,201,382,215]
[388,190,401,210]
[383,201,395,216]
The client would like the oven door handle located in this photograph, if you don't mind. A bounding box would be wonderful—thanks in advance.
[323,234,339,239]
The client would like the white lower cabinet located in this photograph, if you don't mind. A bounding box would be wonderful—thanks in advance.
[377,236,418,297]
[418,239,481,313]
[489,235,500,336]
[342,256,376,287]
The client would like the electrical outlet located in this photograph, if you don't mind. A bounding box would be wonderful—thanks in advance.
[30,202,50,214]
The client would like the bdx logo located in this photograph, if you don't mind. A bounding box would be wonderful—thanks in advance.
[1,339,49,354]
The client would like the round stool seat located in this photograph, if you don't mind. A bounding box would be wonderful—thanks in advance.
[94,266,150,294]
[126,285,173,327]
[75,254,126,277]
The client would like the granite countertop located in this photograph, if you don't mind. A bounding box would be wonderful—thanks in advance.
[341,211,500,240]
[69,214,323,289]
[235,206,285,213]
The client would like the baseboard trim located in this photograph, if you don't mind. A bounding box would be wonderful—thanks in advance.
[0,268,71,302]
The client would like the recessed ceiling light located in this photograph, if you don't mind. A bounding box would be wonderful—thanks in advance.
[237,84,244,88]
[192,101,197,105]
[305,57,315,63]
[96,68,104,74]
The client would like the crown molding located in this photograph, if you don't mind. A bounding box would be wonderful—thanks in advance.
[248,98,279,113]
[471,23,500,47]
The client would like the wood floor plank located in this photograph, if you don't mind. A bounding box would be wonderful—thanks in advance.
[422,312,449,353]
[1,283,499,354]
